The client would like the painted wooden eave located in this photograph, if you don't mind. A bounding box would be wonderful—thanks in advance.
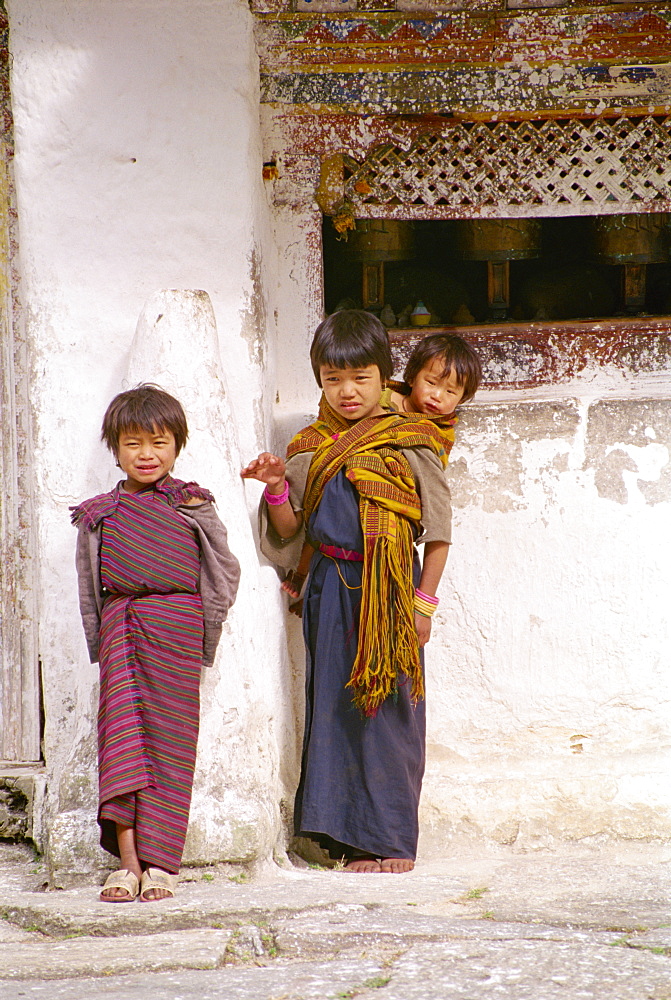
[254,4,671,115]
[390,317,671,388]
[251,1,670,16]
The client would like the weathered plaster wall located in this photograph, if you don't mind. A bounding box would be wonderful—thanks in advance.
[259,0,671,850]
[8,0,290,883]
[420,397,671,851]
[6,0,671,878]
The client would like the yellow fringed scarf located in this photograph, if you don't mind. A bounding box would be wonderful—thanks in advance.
[287,395,456,716]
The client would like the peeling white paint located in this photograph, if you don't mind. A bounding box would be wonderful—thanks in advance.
[8,0,287,882]
[605,440,669,483]
[6,0,671,878]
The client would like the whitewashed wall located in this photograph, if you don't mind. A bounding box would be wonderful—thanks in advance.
[264,103,671,850]
[8,0,295,884]
[8,0,671,883]
[421,394,671,853]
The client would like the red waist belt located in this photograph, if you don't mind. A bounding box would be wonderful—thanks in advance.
[318,543,364,562]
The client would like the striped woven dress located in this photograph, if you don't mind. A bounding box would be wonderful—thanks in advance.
[92,488,204,873]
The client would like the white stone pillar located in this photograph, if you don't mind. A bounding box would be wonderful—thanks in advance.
[127,289,285,864]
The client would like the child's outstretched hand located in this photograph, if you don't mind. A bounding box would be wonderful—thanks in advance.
[242,452,301,539]
[240,452,286,488]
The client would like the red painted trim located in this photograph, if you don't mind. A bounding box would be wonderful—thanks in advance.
[389,317,671,387]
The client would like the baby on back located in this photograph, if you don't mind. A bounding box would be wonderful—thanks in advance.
[282,331,482,604]
[389,332,482,418]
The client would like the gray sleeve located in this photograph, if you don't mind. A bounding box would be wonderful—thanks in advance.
[405,447,453,545]
[258,451,312,571]
[74,525,103,663]
[178,502,241,667]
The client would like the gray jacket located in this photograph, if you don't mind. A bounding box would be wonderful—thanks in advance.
[75,500,240,667]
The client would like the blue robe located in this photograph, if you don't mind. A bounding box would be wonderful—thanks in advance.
[294,470,425,861]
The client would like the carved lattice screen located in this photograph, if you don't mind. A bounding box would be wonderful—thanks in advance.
[338,116,671,219]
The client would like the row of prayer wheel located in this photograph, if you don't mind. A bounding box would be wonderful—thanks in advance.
[342,215,669,318]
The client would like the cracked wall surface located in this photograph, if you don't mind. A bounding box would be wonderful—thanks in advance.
[585,399,671,505]
[5,0,671,875]
[7,0,287,883]
[417,397,671,851]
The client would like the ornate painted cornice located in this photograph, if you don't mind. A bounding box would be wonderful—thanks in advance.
[255,4,671,116]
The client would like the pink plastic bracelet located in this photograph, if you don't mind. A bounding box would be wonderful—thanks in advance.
[415,588,439,606]
[264,481,290,506]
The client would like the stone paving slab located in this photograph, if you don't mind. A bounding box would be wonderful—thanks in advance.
[0,909,629,980]
[0,927,233,980]
[0,845,670,997]
[0,858,501,939]
[271,905,629,959]
[2,855,670,939]
[466,856,671,932]
[631,927,671,951]
[0,921,40,944]
[1,959,386,1000]
[383,938,671,1000]
[3,936,671,1000]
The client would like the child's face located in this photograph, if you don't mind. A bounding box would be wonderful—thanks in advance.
[116,425,177,492]
[407,357,466,416]
[319,364,385,422]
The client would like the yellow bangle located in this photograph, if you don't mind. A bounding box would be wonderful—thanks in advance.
[414,592,438,618]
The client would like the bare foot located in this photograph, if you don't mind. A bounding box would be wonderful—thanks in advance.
[380,858,415,873]
[140,888,171,900]
[345,858,381,873]
[101,884,139,901]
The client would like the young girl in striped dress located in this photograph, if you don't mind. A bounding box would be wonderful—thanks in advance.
[72,385,240,902]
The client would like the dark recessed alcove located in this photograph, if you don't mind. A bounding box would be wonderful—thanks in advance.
[323,215,671,325]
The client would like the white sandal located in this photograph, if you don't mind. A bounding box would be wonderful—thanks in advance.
[139,867,176,902]
[99,868,139,903]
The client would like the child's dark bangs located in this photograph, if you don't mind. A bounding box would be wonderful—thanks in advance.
[102,385,188,454]
[442,353,479,402]
[118,418,170,439]
[321,342,379,373]
[118,398,175,437]
[310,310,393,383]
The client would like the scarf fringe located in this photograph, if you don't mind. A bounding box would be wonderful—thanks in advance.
[289,400,450,715]
[346,511,424,717]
